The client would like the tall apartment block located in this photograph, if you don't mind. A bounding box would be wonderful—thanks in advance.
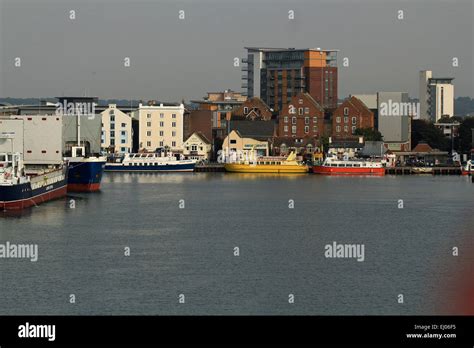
[419,70,454,122]
[242,47,338,112]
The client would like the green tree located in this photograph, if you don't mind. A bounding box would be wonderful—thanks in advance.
[354,128,383,141]
[458,117,474,152]
[411,120,450,151]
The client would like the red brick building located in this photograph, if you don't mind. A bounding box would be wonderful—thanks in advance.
[232,97,273,121]
[332,96,374,138]
[278,92,325,138]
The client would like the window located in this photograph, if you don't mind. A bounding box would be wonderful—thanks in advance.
[298,99,303,104]
[121,147,126,152]
[304,126,309,133]
[344,125,348,132]
[147,131,151,136]
[336,116,341,123]
[305,117,309,125]
[292,126,297,134]
[191,145,198,151]
[336,125,341,133]
[172,122,176,127]
[284,126,288,132]
[313,117,318,123]
[111,123,115,130]
[110,116,115,122]
[172,141,176,147]
[110,139,115,145]
[344,107,349,115]
[121,131,126,136]
[147,141,151,147]
[352,126,356,134]
[344,117,349,123]
[147,122,151,127]
[230,139,237,144]
[292,117,297,124]
[109,110,115,115]
[172,114,176,119]
[159,131,164,136]
[172,131,176,137]
[160,113,164,119]
[298,107,303,115]
[121,139,126,144]
[121,123,126,127]
[159,141,164,147]
[110,131,115,137]
[284,116,288,123]
[160,121,164,127]
[244,107,248,114]
[147,113,152,119]
[304,107,310,114]
[313,125,318,132]
[352,117,357,125]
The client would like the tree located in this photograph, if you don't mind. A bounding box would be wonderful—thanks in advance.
[411,120,450,151]
[458,117,474,152]
[354,128,383,141]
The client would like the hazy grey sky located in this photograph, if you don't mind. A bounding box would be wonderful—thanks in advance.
[0,0,472,101]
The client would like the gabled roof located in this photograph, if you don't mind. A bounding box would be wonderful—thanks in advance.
[230,120,276,139]
[184,131,211,144]
[342,96,372,115]
[298,92,325,113]
[412,142,433,152]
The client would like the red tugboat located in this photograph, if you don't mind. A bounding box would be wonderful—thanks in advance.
[313,155,385,176]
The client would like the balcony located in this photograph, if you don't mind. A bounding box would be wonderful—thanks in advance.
[241,84,248,89]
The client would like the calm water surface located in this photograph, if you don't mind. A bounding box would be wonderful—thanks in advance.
[1,173,473,315]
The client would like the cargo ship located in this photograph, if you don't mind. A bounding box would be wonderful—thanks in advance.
[65,146,106,192]
[313,156,385,176]
[0,152,68,210]
[104,153,197,172]
[224,152,308,173]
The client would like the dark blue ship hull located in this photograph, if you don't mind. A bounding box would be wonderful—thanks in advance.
[67,160,105,192]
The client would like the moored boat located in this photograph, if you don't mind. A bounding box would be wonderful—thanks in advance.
[65,147,106,192]
[461,160,473,175]
[224,152,308,173]
[104,153,197,172]
[0,152,68,210]
[313,156,385,176]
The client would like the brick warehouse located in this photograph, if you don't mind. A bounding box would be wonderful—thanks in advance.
[332,96,374,138]
[278,92,325,138]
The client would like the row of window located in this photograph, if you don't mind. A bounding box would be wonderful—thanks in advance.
[284,116,319,124]
[289,106,311,115]
[146,130,177,137]
[146,141,177,147]
[102,122,127,128]
[336,116,357,125]
[146,113,177,119]
[147,121,177,127]
[335,125,357,133]
[283,125,318,134]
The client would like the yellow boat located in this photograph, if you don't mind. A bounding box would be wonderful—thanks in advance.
[224,152,308,173]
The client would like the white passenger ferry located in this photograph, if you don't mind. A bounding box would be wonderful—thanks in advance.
[104,153,197,172]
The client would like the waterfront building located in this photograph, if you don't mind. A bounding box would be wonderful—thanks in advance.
[272,136,320,158]
[327,136,364,159]
[191,89,247,140]
[419,70,454,122]
[332,96,374,138]
[232,97,273,121]
[278,92,325,138]
[182,132,212,161]
[101,104,133,154]
[241,47,338,112]
[183,110,213,144]
[222,129,270,158]
[0,116,63,165]
[133,103,185,153]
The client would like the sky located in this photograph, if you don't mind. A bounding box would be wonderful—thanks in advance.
[0,0,472,102]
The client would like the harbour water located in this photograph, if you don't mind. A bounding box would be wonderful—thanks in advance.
[1,173,473,315]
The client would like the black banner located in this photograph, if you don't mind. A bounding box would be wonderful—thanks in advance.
[0,316,472,346]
